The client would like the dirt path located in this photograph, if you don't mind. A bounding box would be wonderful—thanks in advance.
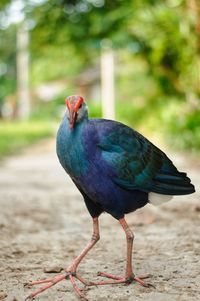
[0,139,199,301]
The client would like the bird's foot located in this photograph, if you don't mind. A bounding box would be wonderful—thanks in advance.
[24,270,154,301]
[86,271,155,288]
[24,271,90,301]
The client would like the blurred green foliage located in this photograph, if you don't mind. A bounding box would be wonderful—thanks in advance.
[0,121,55,158]
[0,25,16,105]
[166,106,200,151]
[0,0,199,154]
[30,0,200,98]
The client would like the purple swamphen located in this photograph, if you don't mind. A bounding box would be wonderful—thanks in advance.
[25,95,195,300]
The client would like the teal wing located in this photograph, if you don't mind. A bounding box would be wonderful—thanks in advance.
[98,123,195,195]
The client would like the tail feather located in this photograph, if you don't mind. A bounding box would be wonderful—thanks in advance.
[152,170,195,195]
[151,152,196,196]
[154,173,191,186]
[151,181,195,195]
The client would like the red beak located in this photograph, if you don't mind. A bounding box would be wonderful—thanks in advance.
[69,109,77,129]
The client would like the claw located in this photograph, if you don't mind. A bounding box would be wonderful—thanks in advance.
[134,276,155,288]
[24,296,33,301]
[24,282,32,288]
[147,283,156,289]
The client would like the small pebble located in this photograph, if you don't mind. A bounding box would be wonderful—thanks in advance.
[43,266,63,273]
[0,292,7,300]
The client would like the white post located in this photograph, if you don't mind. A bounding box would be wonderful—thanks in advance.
[101,40,115,120]
[17,22,30,119]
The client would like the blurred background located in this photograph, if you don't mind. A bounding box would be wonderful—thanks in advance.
[0,0,200,157]
[0,2,200,300]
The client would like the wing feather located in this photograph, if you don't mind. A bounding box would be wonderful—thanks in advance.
[97,121,195,195]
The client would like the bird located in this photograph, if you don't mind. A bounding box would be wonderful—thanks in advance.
[25,95,195,300]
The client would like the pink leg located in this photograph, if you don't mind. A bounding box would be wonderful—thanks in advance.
[92,217,154,288]
[66,217,100,273]
[120,217,134,279]
[25,218,100,300]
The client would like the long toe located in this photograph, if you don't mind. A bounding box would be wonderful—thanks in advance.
[69,275,89,300]
[90,271,155,288]
[24,271,92,300]
[97,271,124,280]
[134,276,155,288]
[24,273,69,300]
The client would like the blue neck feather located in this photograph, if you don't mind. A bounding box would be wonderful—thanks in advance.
[56,113,88,178]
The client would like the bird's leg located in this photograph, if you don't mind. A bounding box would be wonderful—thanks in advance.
[66,217,100,273]
[24,217,100,300]
[90,217,153,288]
[120,218,151,286]
[120,217,134,279]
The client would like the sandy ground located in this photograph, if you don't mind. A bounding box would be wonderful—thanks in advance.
[0,139,200,301]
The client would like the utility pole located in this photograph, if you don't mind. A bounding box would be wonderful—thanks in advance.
[16,22,30,119]
[101,40,115,120]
